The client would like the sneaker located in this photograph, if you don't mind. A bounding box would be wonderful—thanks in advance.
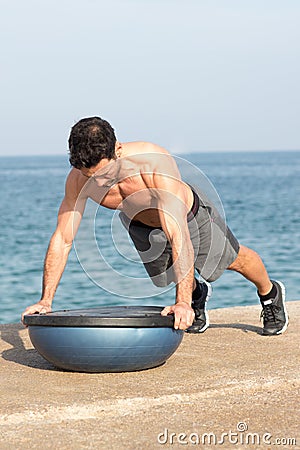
[260,280,288,336]
[186,280,212,333]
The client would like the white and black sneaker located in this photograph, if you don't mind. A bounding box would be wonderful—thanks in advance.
[260,280,288,336]
[186,279,212,333]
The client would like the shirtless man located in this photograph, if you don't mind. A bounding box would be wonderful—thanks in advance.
[22,117,288,335]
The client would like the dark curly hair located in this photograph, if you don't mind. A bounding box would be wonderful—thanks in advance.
[68,117,117,169]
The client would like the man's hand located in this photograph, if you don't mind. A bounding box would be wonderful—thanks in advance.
[161,302,195,330]
[21,301,52,325]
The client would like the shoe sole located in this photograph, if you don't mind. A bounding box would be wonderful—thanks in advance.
[263,280,289,335]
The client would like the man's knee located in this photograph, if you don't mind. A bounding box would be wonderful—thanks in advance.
[227,244,259,272]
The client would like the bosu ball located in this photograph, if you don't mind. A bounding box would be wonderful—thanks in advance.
[24,306,184,372]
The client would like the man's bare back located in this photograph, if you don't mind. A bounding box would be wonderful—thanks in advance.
[73,141,194,227]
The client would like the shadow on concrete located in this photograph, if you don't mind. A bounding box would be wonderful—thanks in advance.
[0,325,58,371]
[210,323,263,334]
[0,321,263,371]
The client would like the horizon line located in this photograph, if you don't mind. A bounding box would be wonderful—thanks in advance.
[0,148,299,158]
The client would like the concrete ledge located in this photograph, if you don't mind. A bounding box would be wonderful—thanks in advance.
[0,302,299,449]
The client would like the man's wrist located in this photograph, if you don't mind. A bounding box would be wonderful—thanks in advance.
[175,300,192,307]
[39,298,53,306]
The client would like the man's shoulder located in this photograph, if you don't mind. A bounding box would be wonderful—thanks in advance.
[65,168,87,198]
[66,167,83,185]
[122,142,179,182]
[124,141,171,156]
[123,142,174,170]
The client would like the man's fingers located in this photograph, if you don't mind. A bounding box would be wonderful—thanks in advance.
[161,306,173,316]
[161,305,182,329]
[176,314,190,330]
[186,309,195,328]
[21,308,36,325]
[21,304,51,325]
[174,313,181,330]
[161,304,195,330]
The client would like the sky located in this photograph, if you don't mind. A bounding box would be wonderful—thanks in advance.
[1,0,299,156]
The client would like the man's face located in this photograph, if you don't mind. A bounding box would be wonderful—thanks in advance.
[80,158,111,178]
[79,157,121,190]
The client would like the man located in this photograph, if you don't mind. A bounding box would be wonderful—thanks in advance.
[22,117,288,335]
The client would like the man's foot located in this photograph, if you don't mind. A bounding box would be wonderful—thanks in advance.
[260,280,288,335]
[186,280,212,333]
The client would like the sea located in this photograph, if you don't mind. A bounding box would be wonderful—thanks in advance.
[0,151,299,324]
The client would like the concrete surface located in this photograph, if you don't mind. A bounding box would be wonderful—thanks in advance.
[0,302,299,450]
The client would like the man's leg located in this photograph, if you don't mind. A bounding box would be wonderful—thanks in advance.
[227,245,272,295]
[227,245,288,335]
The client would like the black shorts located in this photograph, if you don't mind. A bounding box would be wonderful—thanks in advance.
[119,185,240,285]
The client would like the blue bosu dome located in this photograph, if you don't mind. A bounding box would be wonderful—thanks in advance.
[24,306,184,373]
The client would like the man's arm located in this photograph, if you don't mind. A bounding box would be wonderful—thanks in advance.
[158,187,195,330]
[142,157,195,330]
[21,170,86,321]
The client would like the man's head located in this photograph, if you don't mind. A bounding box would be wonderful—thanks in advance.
[68,117,117,169]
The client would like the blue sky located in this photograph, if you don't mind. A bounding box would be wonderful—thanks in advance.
[1,0,299,156]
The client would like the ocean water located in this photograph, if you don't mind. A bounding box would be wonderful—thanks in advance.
[0,151,299,324]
